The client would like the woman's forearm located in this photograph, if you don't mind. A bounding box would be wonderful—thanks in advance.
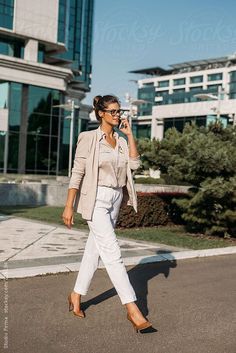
[65,188,78,208]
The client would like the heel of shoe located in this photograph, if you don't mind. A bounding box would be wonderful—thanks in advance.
[67,292,85,318]
[127,313,152,333]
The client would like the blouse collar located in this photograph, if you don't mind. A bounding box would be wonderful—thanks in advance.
[98,125,119,141]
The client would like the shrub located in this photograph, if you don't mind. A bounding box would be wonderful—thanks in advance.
[117,192,184,228]
[137,122,236,237]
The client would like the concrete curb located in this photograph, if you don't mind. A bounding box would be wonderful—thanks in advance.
[1,246,236,279]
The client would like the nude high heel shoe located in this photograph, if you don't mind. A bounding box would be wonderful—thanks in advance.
[68,293,85,318]
[127,313,152,333]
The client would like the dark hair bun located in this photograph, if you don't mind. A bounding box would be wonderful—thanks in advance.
[93,95,120,122]
[93,95,102,108]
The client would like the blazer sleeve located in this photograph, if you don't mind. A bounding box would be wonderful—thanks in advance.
[129,155,141,170]
[68,132,88,189]
[121,136,141,170]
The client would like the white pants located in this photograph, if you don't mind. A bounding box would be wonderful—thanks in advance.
[74,185,137,305]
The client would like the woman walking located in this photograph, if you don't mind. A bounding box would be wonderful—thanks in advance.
[62,95,152,333]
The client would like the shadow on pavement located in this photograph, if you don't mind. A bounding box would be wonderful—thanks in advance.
[81,252,177,334]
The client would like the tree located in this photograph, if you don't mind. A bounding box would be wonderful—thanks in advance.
[138,122,236,237]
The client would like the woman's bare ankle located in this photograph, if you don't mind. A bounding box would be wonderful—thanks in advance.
[125,302,139,315]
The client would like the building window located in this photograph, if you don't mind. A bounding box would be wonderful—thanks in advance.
[229,71,236,99]
[173,78,186,86]
[137,86,155,116]
[138,86,155,101]
[6,83,65,174]
[230,71,236,82]
[9,82,22,131]
[0,0,14,30]
[190,75,203,84]
[189,86,203,91]
[207,84,222,93]
[164,116,207,135]
[208,73,223,81]
[0,35,24,58]
[0,81,9,108]
[38,44,46,63]
[173,88,185,93]
[156,90,169,97]
[79,0,94,88]
[57,0,69,44]
[134,125,151,139]
[158,80,169,88]
[0,132,5,172]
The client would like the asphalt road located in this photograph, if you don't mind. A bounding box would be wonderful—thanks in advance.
[1,255,236,353]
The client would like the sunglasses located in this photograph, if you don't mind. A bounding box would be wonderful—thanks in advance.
[102,109,125,117]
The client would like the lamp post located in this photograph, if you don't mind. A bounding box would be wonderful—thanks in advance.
[53,99,80,177]
[34,127,42,173]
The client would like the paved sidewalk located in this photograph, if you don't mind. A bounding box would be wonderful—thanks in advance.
[1,255,236,353]
[0,215,236,279]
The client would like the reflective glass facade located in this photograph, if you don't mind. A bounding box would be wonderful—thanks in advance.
[0,132,4,170]
[80,0,94,87]
[57,0,94,90]
[0,80,9,171]
[25,86,61,174]
[0,0,14,29]
[164,116,207,135]
[0,34,24,58]
[164,115,230,135]
[7,82,22,171]
[132,124,151,139]
[0,81,8,108]
[156,86,222,106]
[138,86,155,116]
[38,44,46,63]
[0,0,94,175]
[0,82,89,175]
[57,0,70,44]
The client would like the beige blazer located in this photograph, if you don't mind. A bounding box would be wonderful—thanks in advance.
[68,126,141,221]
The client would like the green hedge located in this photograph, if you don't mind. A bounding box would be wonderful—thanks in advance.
[117,192,184,228]
[134,175,191,186]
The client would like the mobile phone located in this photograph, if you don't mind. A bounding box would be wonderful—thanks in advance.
[119,118,125,129]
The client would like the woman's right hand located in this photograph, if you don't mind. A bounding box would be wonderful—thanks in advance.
[62,205,74,229]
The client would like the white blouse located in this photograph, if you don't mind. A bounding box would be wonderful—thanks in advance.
[97,127,140,188]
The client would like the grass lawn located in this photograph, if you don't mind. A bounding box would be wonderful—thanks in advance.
[0,206,235,250]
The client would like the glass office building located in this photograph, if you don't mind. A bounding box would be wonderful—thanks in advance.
[0,0,94,175]
[130,55,236,139]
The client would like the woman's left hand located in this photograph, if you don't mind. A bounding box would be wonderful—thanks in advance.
[119,118,133,136]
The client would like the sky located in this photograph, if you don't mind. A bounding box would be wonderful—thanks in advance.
[84,0,236,105]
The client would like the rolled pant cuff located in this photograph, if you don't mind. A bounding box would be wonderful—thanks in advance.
[121,296,137,305]
[73,287,88,296]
